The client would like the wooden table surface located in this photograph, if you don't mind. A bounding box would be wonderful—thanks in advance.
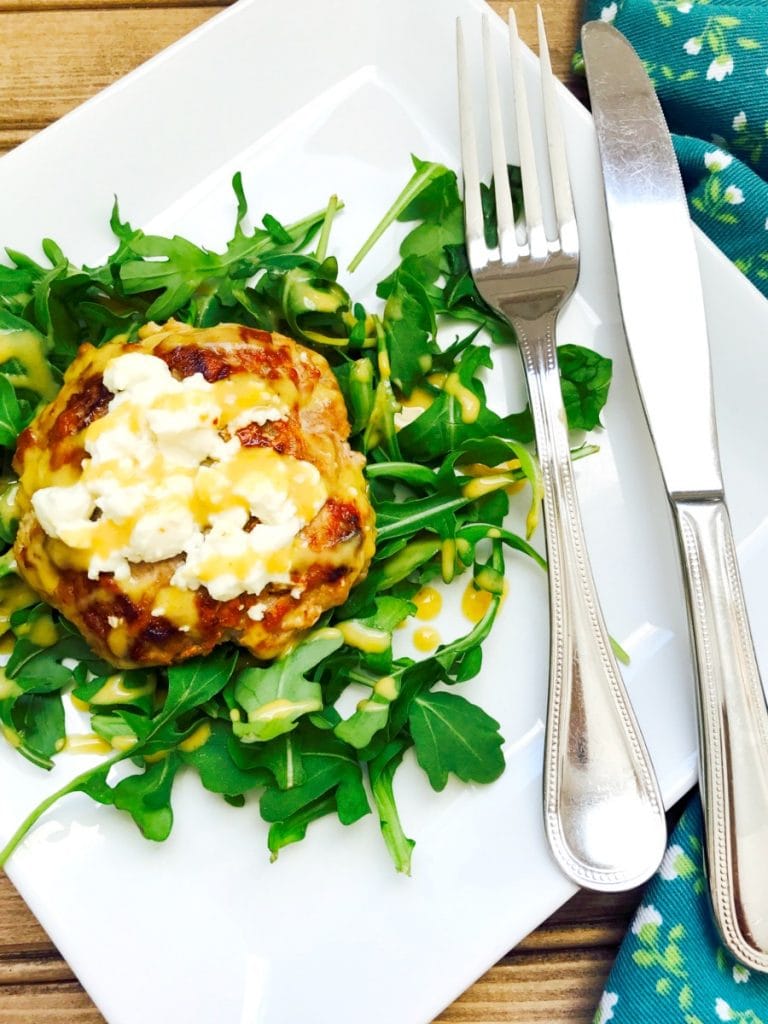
[0,1,680,1021]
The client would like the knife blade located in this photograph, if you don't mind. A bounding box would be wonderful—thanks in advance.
[582,19,768,972]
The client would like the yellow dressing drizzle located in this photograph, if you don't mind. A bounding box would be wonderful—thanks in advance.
[462,476,511,501]
[0,669,21,701]
[444,372,480,424]
[337,621,390,654]
[399,386,435,411]
[15,614,59,648]
[412,586,442,621]
[110,734,138,752]
[378,349,392,379]
[89,673,154,706]
[144,749,171,764]
[1,724,20,748]
[462,583,494,624]
[178,721,212,753]
[373,675,398,701]
[413,627,441,653]
[0,575,38,637]
[0,329,58,401]
[64,734,112,756]
[249,697,319,722]
[461,580,509,624]
[441,539,456,583]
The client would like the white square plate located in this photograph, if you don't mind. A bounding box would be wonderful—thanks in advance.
[0,1,766,1022]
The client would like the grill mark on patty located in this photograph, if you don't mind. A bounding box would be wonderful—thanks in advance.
[52,375,112,439]
[305,499,362,550]
[301,563,351,589]
[43,375,113,469]
[236,418,307,459]
[158,345,232,382]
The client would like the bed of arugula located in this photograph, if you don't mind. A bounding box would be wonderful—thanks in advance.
[0,156,611,873]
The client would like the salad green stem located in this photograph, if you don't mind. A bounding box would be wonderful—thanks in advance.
[347,159,444,272]
[314,195,340,264]
[0,752,124,868]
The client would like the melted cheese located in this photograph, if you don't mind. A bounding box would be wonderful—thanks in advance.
[29,352,327,601]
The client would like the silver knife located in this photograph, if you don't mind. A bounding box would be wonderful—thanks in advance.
[582,20,768,972]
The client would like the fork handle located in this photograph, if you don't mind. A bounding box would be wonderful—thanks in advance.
[509,308,666,891]
[672,497,768,971]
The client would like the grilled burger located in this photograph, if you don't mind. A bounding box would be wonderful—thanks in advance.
[12,320,375,668]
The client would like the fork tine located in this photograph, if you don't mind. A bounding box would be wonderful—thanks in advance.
[507,8,547,259]
[482,16,517,264]
[456,19,488,270]
[537,5,578,255]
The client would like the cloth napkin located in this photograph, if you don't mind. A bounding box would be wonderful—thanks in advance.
[571,1,768,1021]
[575,0,768,297]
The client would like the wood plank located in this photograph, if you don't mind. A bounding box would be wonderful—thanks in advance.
[434,950,615,1023]
[0,8,222,134]
[0,876,50,952]
[0,983,105,1021]
[0,953,75,986]
[1,1,225,8]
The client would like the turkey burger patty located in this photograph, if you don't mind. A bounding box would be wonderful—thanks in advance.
[12,320,375,668]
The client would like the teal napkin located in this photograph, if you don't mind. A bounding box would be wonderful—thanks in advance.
[594,797,768,1023]
[572,1,768,1020]
[575,0,768,296]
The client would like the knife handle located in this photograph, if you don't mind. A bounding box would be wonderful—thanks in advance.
[672,497,768,970]
[514,310,666,891]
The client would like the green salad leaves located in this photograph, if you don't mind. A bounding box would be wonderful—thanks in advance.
[0,155,612,873]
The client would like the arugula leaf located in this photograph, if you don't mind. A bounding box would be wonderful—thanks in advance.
[11,692,65,765]
[5,638,75,693]
[396,345,505,461]
[259,729,369,827]
[382,269,435,395]
[408,691,505,792]
[557,344,612,431]
[333,357,375,435]
[279,259,354,347]
[334,671,401,750]
[368,740,415,875]
[348,156,453,272]
[162,650,237,723]
[120,235,221,320]
[230,732,305,790]
[233,630,343,743]
[374,493,468,544]
[455,435,544,540]
[267,792,338,861]
[112,754,181,842]
[179,721,268,796]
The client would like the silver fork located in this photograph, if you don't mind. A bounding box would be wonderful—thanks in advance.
[457,9,666,891]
